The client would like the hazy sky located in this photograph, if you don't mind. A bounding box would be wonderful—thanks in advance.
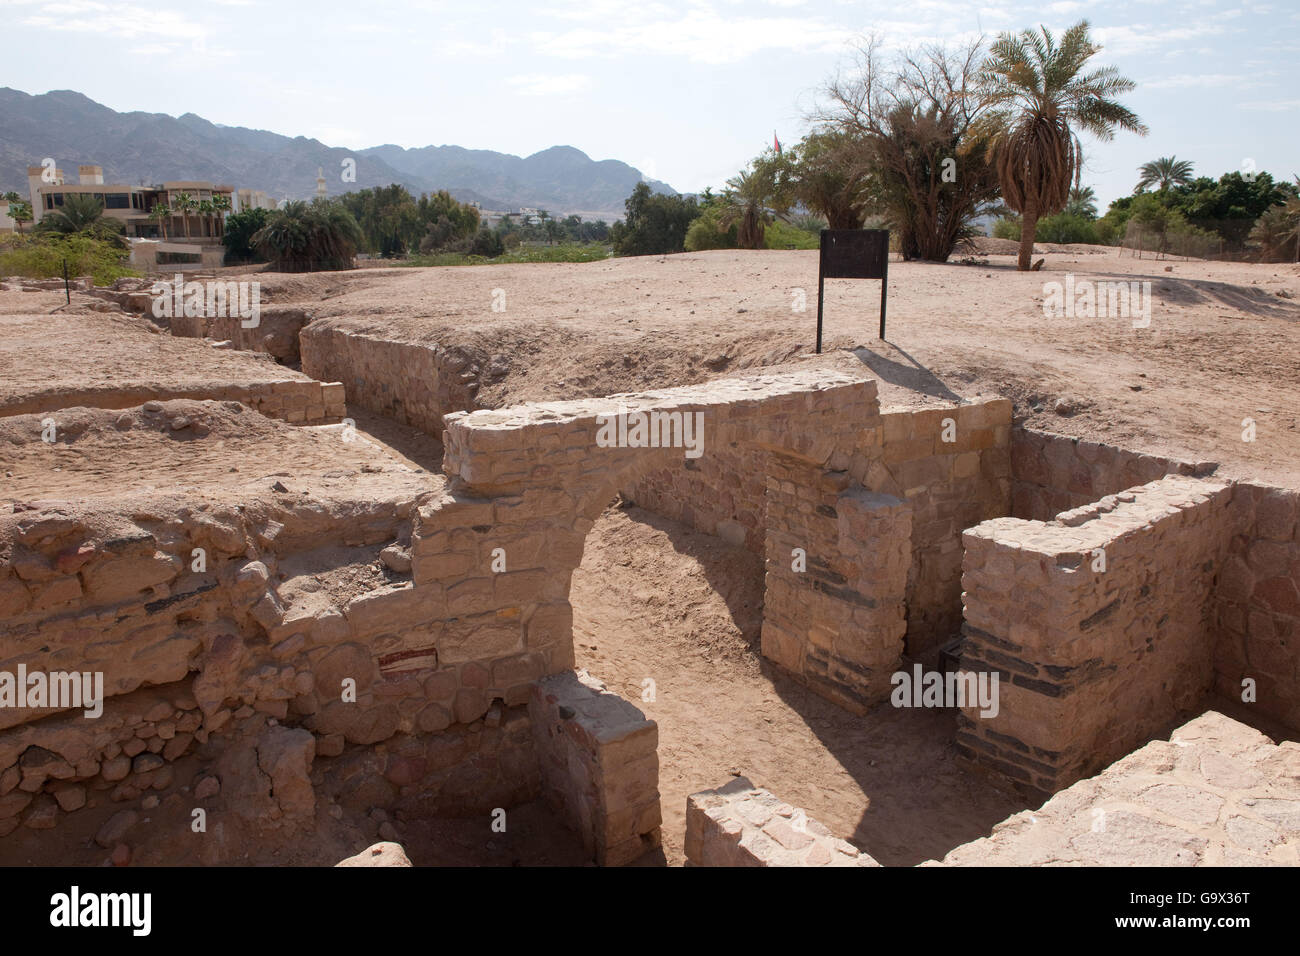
[3,0,1297,207]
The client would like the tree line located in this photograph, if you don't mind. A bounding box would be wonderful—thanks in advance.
[608,19,1297,267]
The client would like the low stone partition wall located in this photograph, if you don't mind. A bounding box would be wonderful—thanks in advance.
[1214,481,1300,731]
[934,711,1300,866]
[529,670,661,865]
[685,776,878,867]
[2,379,346,426]
[849,400,1012,662]
[626,443,768,554]
[172,307,314,365]
[300,322,485,433]
[761,463,911,713]
[625,397,1013,665]
[1011,427,1217,521]
[956,474,1234,796]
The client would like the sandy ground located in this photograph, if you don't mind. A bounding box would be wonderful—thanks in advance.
[0,400,434,506]
[0,312,317,415]
[221,246,1300,488]
[571,503,1025,866]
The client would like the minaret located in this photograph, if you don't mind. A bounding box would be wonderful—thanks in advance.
[316,167,327,198]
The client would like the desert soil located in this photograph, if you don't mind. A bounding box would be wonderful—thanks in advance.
[221,245,1300,488]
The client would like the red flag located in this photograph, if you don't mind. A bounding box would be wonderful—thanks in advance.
[773,131,782,154]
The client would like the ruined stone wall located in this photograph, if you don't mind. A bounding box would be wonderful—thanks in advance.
[1214,481,1300,731]
[1,380,346,426]
[529,670,661,865]
[625,444,768,553]
[627,398,1013,665]
[685,777,878,867]
[760,460,911,713]
[957,475,1234,796]
[934,711,1300,867]
[299,324,483,433]
[848,400,1013,662]
[171,307,313,366]
[1011,427,1216,521]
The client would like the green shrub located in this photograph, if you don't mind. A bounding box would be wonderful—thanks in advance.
[992,217,1021,240]
[0,233,139,285]
[401,243,610,268]
[763,219,819,249]
[1034,213,1098,245]
[684,207,737,251]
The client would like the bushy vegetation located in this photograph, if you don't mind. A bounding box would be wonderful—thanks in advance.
[608,182,699,256]
[251,199,363,272]
[222,206,272,265]
[402,243,610,268]
[0,233,138,285]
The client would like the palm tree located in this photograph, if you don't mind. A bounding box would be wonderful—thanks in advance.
[1064,185,1098,219]
[1135,156,1194,193]
[251,199,363,272]
[38,194,108,234]
[981,20,1147,270]
[149,202,171,240]
[1248,177,1300,262]
[173,192,197,240]
[718,166,774,249]
[197,199,216,238]
[212,193,232,237]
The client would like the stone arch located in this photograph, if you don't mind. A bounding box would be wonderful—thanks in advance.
[402,368,909,724]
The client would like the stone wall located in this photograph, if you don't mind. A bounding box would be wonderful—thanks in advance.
[684,776,878,866]
[848,400,1013,662]
[1011,427,1217,521]
[626,398,1013,665]
[626,443,768,553]
[1,380,346,426]
[529,670,661,865]
[172,307,314,366]
[1213,481,1300,731]
[300,323,484,433]
[957,475,1234,796]
[760,461,911,713]
[934,711,1300,866]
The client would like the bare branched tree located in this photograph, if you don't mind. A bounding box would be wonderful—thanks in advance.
[810,35,1002,261]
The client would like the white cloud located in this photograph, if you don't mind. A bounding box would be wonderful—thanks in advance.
[1143,73,1261,89]
[505,73,592,96]
[1239,98,1300,111]
[532,10,855,64]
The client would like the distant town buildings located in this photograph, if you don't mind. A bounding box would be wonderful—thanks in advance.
[0,160,287,269]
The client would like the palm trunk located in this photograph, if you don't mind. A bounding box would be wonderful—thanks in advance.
[1017,200,1038,271]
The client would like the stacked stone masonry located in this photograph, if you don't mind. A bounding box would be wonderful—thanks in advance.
[301,323,485,433]
[529,670,661,865]
[1,379,346,427]
[935,712,1300,866]
[1011,427,1218,522]
[957,474,1234,795]
[1213,481,1300,731]
[685,776,879,866]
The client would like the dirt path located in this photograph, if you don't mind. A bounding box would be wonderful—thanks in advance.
[571,503,1023,866]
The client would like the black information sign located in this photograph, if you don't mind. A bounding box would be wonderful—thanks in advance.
[816,228,889,351]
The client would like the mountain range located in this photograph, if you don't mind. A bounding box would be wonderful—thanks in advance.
[0,88,677,219]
